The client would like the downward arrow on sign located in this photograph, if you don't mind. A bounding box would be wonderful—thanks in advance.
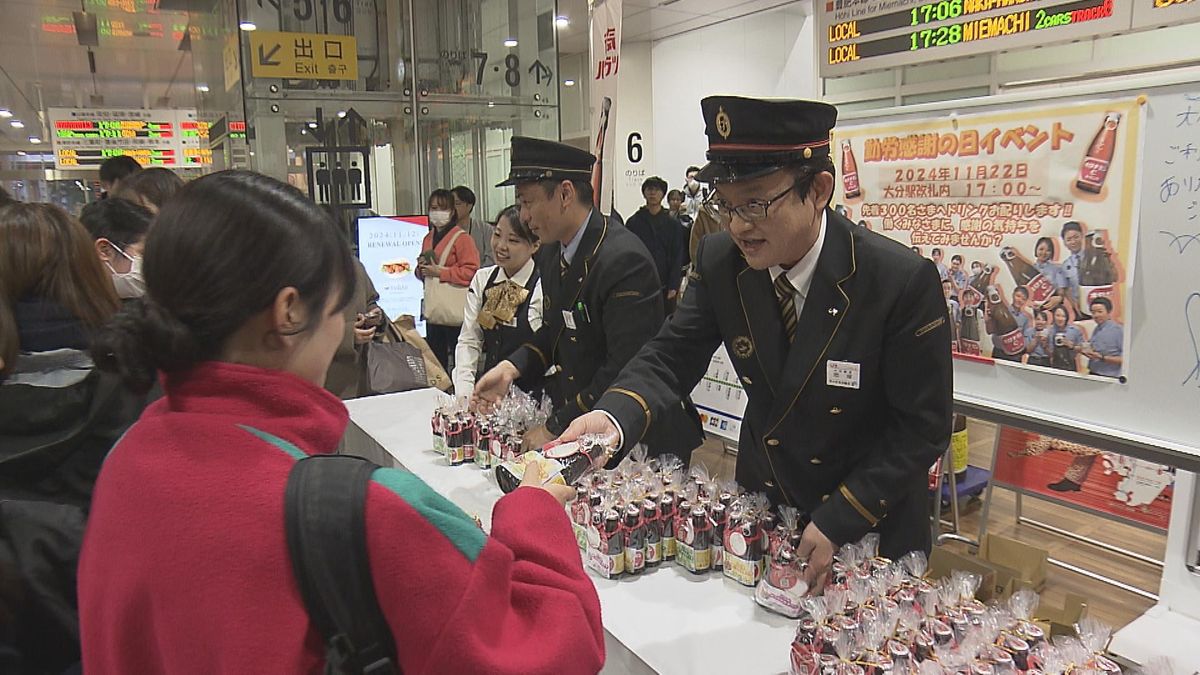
[258,43,282,66]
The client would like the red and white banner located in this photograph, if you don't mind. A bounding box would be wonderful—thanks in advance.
[589,0,621,215]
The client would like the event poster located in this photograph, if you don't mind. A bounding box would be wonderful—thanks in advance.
[357,215,429,335]
[833,98,1144,382]
[589,0,621,215]
[992,427,1173,532]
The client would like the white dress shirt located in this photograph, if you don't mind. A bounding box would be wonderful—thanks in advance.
[768,210,827,322]
[561,210,594,265]
[453,259,543,395]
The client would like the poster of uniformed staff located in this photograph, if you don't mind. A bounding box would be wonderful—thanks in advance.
[589,0,622,215]
[833,97,1144,383]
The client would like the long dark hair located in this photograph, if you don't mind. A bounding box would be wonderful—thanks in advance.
[93,170,355,392]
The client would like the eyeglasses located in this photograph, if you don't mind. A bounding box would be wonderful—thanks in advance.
[705,184,795,223]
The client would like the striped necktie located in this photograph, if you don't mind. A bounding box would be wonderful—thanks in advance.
[774,273,797,344]
[560,253,569,278]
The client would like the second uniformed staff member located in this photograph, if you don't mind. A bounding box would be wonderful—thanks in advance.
[561,97,953,588]
[474,137,702,460]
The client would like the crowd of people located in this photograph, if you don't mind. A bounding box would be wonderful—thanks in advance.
[2,93,954,675]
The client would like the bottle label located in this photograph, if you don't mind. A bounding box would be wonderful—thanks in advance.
[445,445,464,465]
[1078,157,1110,189]
[432,433,446,453]
[712,544,724,568]
[754,578,807,618]
[663,535,677,559]
[474,444,490,468]
[723,554,762,586]
[463,443,475,461]
[957,338,981,356]
[1083,284,1115,308]
[646,540,662,564]
[999,329,1025,356]
[676,542,697,571]
[585,548,623,577]
[1026,273,1055,304]
[572,522,590,551]
[624,545,645,572]
[843,172,860,196]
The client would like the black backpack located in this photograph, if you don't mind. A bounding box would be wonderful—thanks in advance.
[284,454,399,675]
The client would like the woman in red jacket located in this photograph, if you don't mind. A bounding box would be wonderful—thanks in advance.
[81,170,604,674]
[417,188,480,373]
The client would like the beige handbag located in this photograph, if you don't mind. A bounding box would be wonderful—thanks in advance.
[422,229,469,326]
[392,314,452,391]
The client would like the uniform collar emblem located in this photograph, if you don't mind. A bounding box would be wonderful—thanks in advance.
[733,335,754,359]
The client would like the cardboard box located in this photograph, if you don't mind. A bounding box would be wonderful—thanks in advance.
[979,533,1049,593]
[1036,593,1087,638]
[928,546,999,602]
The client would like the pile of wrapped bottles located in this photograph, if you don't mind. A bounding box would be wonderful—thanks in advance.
[429,391,551,469]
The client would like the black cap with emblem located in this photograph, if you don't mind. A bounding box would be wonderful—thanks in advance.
[496,136,597,187]
[695,96,838,184]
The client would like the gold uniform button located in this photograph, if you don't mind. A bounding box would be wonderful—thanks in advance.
[810,457,822,465]
[568,375,575,382]
[822,494,830,502]
[741,376,752,385]
[766,439,780,447]
[570,336,578,342]
[829,406,842,415]
[764,481,775,488]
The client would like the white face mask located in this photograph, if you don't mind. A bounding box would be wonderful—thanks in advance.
[428,210,452,228]
[687,178,700,191]
[106,243,146,299]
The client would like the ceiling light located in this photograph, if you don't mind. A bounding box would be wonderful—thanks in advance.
[196,84,210,92]
[564,79,576,86]
[487,101,495,108]
[300,128,307,134]
[0,109,11,118]
[307,121,318,128]
[29,137,41,144]
[16,150,26,156]
[239,21,257,31]
[337,110,346,118]
[555,16,569,28]
[503,38,518,47]
[10,120,24,129]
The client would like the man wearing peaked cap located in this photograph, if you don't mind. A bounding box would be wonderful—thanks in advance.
[474,137,703,461]
[561,97,953,586]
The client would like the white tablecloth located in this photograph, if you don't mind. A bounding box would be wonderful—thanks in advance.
[344,389,797,675]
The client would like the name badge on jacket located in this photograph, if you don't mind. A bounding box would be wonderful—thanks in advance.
[826,360,861,389]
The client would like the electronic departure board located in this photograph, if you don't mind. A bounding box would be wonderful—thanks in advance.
[819,0,1149,77]
[49,108,212,171]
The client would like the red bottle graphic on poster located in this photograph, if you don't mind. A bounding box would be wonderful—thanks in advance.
[1079,229,1118,310]
[841,140,861,199]
[1076,113,1120,194]
[1000,246,1054,305]
[987,286,1026,357]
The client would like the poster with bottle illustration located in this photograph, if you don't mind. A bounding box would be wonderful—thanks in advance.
[992,426,1173,532]
[357,215,429,335]
[833,98,1144,383]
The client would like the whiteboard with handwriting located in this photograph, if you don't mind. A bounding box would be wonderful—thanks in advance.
[845,83,1200,464]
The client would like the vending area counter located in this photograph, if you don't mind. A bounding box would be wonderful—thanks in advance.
[343,388,798,675]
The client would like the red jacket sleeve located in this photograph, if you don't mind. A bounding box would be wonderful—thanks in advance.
[366,470,604,675]
[442,231,480,287]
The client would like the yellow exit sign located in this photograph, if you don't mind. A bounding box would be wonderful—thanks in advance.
[248,31,358,81]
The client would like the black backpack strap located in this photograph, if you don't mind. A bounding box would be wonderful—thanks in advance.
[285,454,399,675]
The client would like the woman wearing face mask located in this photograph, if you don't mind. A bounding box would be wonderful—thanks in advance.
[417,189,480,371]
[80,197,155,300]
[78,171,602,674]
[681,165,707,222]
[452,206,543,397]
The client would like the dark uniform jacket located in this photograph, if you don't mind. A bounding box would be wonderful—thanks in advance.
[508,210,702,461]
[598,209,952,557]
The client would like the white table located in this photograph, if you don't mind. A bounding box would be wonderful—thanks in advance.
[344,389,797,675]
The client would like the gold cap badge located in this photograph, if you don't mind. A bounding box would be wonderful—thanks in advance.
[715,106,732,140]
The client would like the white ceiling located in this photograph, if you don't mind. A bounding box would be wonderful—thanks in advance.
[555,0,806,55]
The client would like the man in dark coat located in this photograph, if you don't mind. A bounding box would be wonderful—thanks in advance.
[626,175,687,312]
[474,137,702,461]
[560,97,953,587]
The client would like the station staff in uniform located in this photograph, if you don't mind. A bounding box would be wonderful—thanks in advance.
[474,137,703,460]
[561,97,953,586]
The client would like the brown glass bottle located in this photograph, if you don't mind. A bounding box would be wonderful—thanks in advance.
[841,140,861,199]
[1076,113,1120,193]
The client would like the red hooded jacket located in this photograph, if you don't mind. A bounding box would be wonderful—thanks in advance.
[78,361,604,673]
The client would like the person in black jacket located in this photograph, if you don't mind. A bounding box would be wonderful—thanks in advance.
[626,176,686,313]
[559,97,953,587]
[473,137,702,461]
[0,202,146,673]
